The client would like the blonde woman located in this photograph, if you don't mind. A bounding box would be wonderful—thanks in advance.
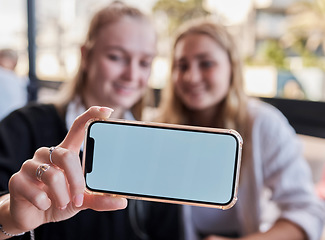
[158,19,324,240]
[0,2,179,240]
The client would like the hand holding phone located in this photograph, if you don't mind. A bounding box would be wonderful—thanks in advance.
[82,119,242,209]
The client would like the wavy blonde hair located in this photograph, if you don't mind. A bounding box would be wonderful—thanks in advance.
[54,1,152,120]
[158,19,248,136]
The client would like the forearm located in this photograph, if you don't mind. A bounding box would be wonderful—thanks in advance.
[0,194,26,240]
[244,219,307,240]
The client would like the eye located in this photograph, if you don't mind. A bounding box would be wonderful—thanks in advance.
[107,54,121,61]
[140,59,152,68]
[175,62,188,72]
[199,60,214,69]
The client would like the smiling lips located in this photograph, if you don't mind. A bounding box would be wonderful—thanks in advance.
[114,82,137,95]
[184,85,206,97]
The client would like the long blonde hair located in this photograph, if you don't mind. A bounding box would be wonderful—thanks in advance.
[158,19,248,136]
[54,1,152,120]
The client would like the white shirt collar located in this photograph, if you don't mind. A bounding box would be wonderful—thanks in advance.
[65,96,86,132]
[65,96,136,131]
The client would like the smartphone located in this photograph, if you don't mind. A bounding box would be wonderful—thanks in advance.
[82,119,243,210]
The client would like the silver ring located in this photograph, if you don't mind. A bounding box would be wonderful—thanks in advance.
[49,146,57,165]
[36,164,51,182]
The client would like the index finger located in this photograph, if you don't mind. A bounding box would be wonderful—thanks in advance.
[59,106,113,153]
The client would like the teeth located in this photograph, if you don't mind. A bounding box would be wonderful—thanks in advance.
[120,86,132,90]
[115,83,135,92]
[187,87,204,94]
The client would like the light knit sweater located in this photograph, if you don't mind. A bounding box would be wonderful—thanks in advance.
[182,99,325,240]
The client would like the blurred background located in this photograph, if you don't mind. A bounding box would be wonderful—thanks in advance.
[1,0,325,180]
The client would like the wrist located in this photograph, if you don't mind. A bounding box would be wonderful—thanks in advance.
[0,195,26,239]
[0,224,25,238]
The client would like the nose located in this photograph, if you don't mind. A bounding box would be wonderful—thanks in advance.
[122,59,141,82]
[183,65,201,84]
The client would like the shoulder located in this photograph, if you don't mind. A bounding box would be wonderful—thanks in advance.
[1,103,66,135]
[247,98,286,121]
[0,67,16,80]
[17,102,59,117]
[4,103,59,123]
[245,98,299,154]
[0,103,67,148]
[246,98,294,134]
[0,67,24,86]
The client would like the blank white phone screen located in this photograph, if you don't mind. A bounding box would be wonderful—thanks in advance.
[86,122,239,205]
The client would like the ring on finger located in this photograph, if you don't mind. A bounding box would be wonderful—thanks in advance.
[49,146,57,165]
[36,164,51,182]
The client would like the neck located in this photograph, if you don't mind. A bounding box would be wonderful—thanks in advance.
[110,108,126,119]
[81,93,126,119]
[188,107,219,128]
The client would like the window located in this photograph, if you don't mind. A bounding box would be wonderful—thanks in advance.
[0,0,29,76]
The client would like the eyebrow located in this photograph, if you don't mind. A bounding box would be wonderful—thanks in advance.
[177,52,212,62]
[103,45,156,58]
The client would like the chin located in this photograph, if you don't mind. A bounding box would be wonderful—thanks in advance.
[115,94,138,105]
[186,104,206,111]
[119,99,139,109]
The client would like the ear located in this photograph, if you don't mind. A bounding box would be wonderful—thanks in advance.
[80,45,88,71]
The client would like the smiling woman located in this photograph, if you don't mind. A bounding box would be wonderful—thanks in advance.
[156,18,325,240]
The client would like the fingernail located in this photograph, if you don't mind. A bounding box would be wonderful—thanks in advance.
[99,107,114,113]
[98,107,114,119]
[117,198,128,209]
[74,194,84,207]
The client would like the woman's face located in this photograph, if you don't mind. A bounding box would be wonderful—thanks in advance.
[83,17,156,113]
[173,33,231,112]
